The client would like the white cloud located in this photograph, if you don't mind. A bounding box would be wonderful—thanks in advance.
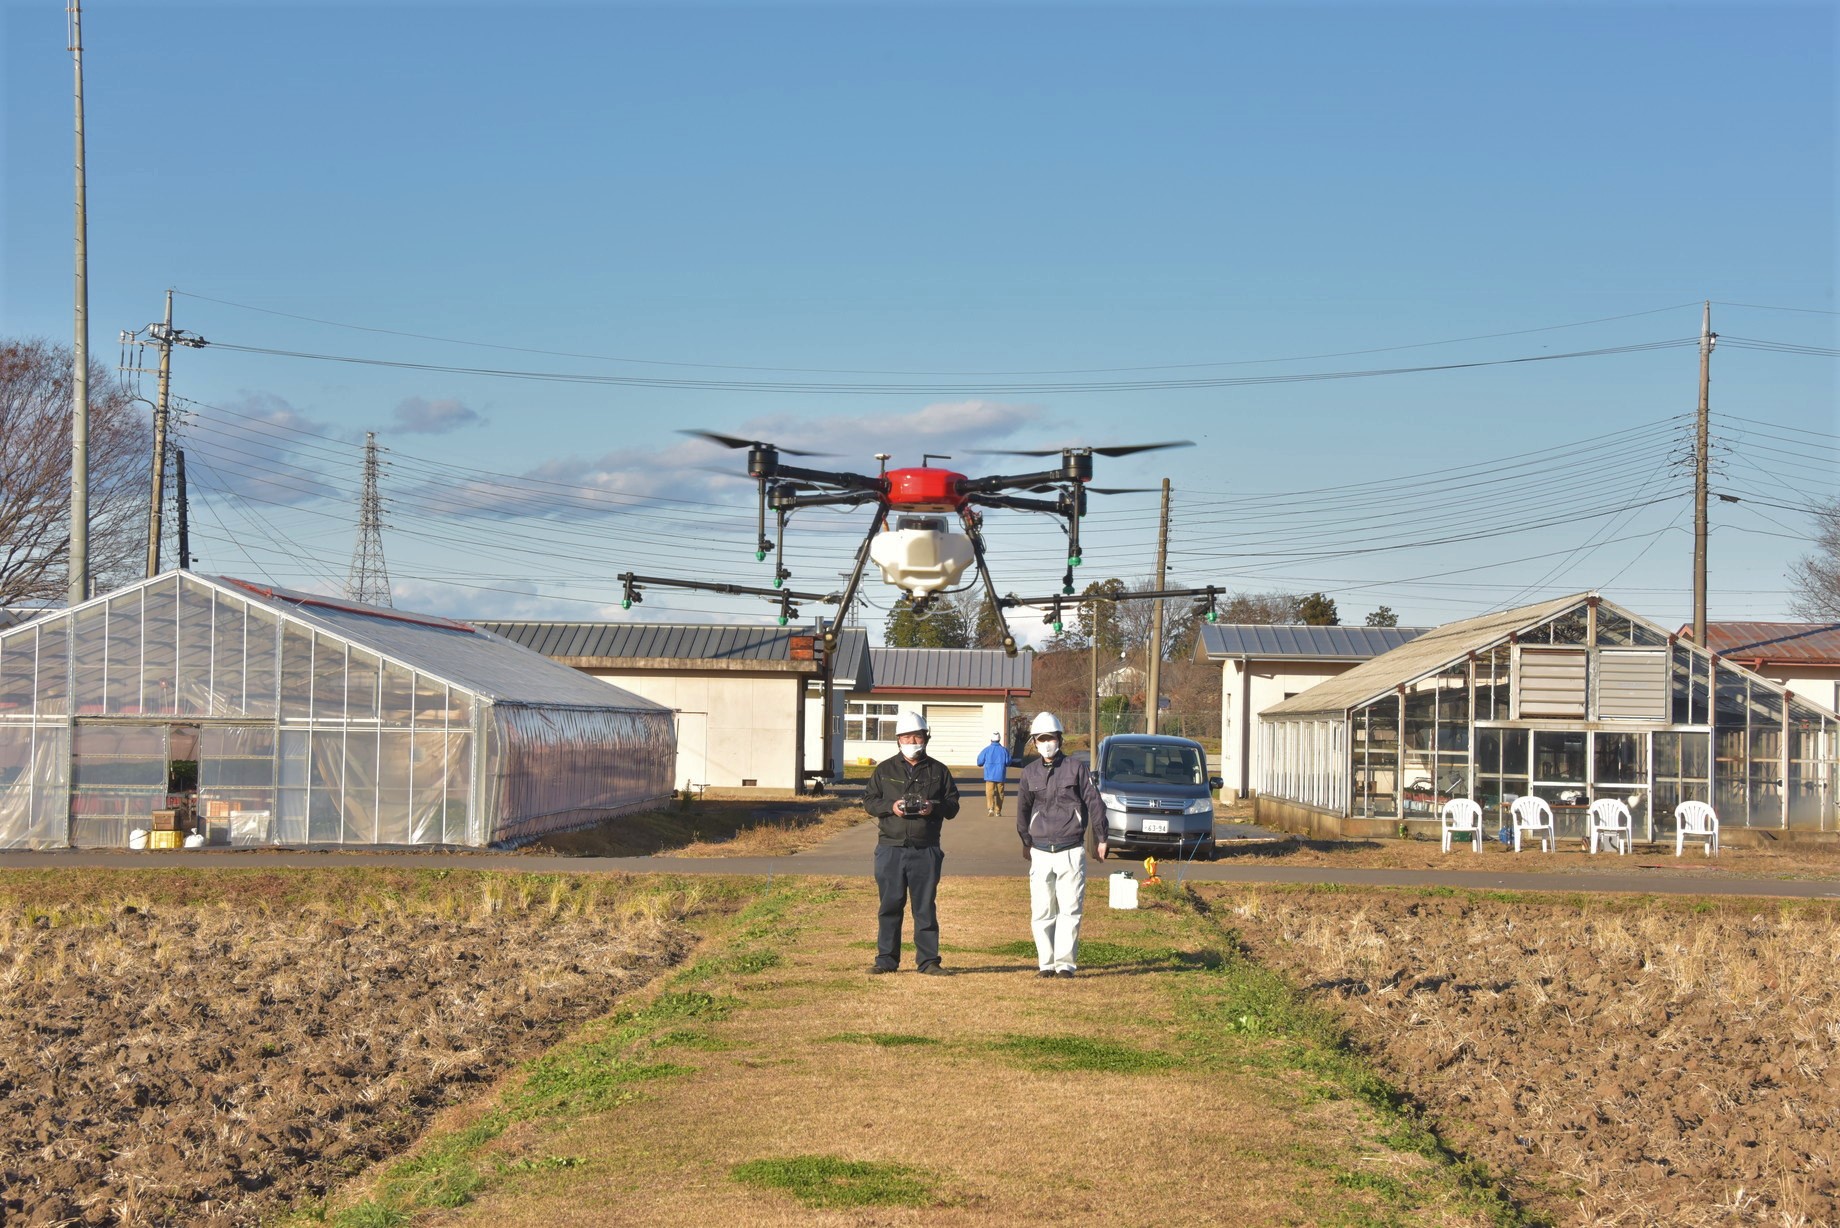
[390,396,485,435]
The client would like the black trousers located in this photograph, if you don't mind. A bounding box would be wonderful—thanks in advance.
[873,844,944,970]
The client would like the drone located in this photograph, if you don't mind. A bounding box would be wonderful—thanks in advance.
[617,430,1216,656]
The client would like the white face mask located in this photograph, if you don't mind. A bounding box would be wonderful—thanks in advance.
[900,742,924,760]
[1037,738,1061,758]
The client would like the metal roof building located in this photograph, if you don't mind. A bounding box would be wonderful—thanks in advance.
[1196,623,1429,661]
[0,572,674,850]
[1257,593,1839,843]
[866,647,1034,693]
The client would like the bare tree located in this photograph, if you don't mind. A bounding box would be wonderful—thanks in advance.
[1789,499,1840,621]
[1,339,150,606]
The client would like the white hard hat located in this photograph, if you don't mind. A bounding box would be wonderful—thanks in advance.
[1030,712,1063,737]
[990,732,1002,741]
[895,711,929,736]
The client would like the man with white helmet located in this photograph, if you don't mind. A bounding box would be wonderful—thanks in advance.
[861,710,960,975]
[1015,711,1106,978]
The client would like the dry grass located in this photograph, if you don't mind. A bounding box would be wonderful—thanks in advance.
[1214,887,1840,1226]
[407,877,1504,1227]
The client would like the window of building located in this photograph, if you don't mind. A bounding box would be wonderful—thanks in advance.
[845,701,900,742]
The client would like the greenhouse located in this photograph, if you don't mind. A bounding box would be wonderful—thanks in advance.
[1258,593,1840,842]
[0,572,674,850]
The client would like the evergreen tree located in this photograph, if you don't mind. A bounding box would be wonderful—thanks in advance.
[1365,605,1399,627]
[884,598,971,647]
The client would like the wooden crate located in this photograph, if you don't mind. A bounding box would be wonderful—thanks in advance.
[151,809,178,832]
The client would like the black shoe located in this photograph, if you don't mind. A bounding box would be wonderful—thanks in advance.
[1056,969,1075,979]
[919,963,949,976]
[869,964,896,975]
[1037,969,1056,978]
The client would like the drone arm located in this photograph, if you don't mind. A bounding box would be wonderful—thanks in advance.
[964,493,1064,515]
[957,468,1069,495]
[822,499,890,654]
[958,507,1019,657]
[769,490,887,512]
[767,461,886,493]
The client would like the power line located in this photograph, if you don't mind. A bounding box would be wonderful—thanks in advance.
[174,289,1706,377]
[200,336,1700,396]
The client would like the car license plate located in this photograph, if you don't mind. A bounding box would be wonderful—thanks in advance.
[1143,819,1169,834]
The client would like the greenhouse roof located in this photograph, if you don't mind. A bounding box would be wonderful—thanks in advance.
[211,577,663,710]
[1262,593,1593,718]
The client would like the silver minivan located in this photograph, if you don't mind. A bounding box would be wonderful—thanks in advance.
[1095,734,1223,861]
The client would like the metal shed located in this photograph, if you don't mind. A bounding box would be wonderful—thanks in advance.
[1257,593,1840,841]
[0,572,674,849]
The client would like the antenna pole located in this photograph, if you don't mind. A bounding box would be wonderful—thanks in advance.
[1692,301,1714,643]
[68,0,90,605]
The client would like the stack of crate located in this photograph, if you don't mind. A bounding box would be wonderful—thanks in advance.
[149,808,182,850]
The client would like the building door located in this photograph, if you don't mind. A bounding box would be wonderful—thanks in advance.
[922,704,985,766]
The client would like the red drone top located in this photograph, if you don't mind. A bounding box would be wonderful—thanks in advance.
[884,467,968,511]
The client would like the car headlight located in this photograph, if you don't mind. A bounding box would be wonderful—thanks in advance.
[1100,791,1125,811]
[1184,797,1213,815]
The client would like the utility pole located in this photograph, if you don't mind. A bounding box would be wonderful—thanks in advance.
[128,291,207,576]
[1089,608,1100,754]
[346,433,394,606]
[1692,301,1715,643]
[174,449,192,569]
[68,0,90,606]
[1144,478,1171,734]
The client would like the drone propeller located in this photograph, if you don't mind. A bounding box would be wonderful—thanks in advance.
[966,440,1195,458]
[678,429,834,457]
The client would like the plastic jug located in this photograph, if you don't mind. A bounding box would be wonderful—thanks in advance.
[1109,871,1138,910]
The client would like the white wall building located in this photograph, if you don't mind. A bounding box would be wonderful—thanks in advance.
[1195,623,1428,800]
[842,647,1031,767]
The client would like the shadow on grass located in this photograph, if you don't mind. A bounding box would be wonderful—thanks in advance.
[520,798,858,858]
[1213,837,1387,859]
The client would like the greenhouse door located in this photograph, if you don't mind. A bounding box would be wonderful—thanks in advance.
[69,724,170,848]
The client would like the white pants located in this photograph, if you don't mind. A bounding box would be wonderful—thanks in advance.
[1029,846,1086,971]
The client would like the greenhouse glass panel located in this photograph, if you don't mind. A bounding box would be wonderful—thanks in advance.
[27,726,69,848]
[209,597,246,715]
[380,662,415,726]
[409,730,447,842]
[0,723,38,846]
[35,616,70,717]
[70,724,167,848]
[413,674,448,727]
[1671,646,1710,725]
[198,726,277,844]
[279,623,314,719]
[0,630,31,717]
[277,729,309,843]
[1548,608,1588,645]
[1354,697,1398,818]
[244,607,279,718]
[1594,611,1634,646]
[1747,686,1785,828]
[377,730,413,842]
[312,634,347,721]
[308,731,344,842]
[444,731,472,844]
[347,649,380,724]
[1713,670,1749,825]
[142,578,178,716]
[1785,711,1827,830]
[72,602,108,713]
[1475,727,1528,830]
[174,577,215,716]
[342,728,380,843]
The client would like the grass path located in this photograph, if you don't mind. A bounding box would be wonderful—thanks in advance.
[329,874,1525,1226]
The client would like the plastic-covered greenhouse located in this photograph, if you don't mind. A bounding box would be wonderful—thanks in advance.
[0,572,674,849]
[1258,593,1840,841]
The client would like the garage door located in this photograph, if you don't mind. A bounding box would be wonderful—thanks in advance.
[923,704,986,766]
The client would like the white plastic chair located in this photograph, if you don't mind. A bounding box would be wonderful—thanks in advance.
[1588,798,1633,855]
[1440,799,1483,854]
[1674,801,1719,857]
[1508,795,1554,853]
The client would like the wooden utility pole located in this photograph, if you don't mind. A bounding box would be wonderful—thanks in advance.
[68,0,90,605]
[146,291,174,576]
[174,449,192,569]
[1144,479,1171,734]
[1088,606,1100,753]
[1692,301,1714,643]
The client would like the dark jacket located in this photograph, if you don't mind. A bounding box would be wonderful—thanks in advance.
[1016,752,1105,854]
[862,752,960,847]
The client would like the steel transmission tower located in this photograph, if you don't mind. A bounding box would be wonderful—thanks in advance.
[346,432,394,607]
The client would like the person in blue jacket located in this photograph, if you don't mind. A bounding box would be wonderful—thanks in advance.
[975,732,1012,817]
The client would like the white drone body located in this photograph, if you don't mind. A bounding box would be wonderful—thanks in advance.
[867,516,976,596]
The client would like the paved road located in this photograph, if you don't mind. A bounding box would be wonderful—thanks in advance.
[5,770,1838,900]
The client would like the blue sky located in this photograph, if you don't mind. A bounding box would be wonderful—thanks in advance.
[3,0,1835,639]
